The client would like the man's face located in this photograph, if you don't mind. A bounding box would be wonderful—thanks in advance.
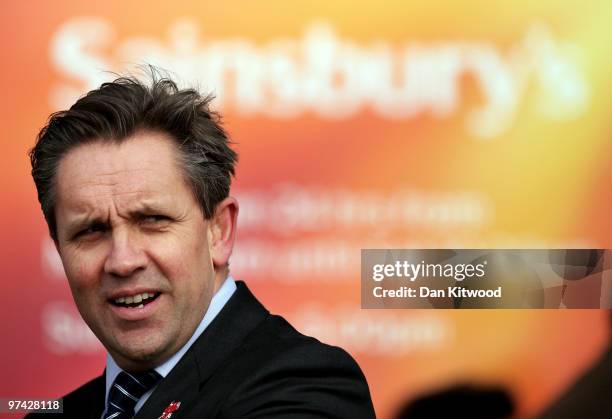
[54,131,219,371]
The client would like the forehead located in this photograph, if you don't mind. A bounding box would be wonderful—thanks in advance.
[55,131,188,210]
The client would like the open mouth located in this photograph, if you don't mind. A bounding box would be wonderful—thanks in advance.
[110,292,161,309]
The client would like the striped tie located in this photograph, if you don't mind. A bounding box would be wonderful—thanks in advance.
[104,370,162,419]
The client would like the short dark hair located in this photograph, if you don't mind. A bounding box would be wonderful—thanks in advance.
[30,69,237,242]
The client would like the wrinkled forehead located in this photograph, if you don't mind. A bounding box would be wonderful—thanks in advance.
[55,132,187,210]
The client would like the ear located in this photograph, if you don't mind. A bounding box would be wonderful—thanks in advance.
[209,196,239,269]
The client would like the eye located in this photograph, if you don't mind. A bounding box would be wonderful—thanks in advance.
[141,215,171,224]
[75,222,106,239]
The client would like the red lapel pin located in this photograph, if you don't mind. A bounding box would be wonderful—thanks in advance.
[159,401,181,419]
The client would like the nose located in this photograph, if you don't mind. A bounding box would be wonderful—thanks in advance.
[103,228,147,278]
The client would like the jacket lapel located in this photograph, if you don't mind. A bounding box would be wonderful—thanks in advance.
[61,373,105,419]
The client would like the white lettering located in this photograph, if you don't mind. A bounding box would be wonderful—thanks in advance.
[49,19,588,139]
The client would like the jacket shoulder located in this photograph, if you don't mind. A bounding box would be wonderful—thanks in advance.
[26,375,105,418]
[217,314,376,418]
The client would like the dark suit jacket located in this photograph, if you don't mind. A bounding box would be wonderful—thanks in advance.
[28,281,375,418]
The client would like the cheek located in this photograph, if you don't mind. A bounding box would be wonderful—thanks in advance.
[61,248,105,293]
[160,222,211,263]
[150,231,213,289]
[156,239,212,278]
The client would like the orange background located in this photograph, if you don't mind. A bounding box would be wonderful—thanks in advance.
[2,1,612,417]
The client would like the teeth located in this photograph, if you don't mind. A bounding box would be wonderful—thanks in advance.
[137,304,144,308]
[114,292,156,305]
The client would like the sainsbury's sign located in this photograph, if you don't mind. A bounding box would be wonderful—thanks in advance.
[50,19,588,138]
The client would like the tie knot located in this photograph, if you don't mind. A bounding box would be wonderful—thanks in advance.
[105,370,161,419]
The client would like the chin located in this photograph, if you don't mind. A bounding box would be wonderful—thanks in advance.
[110,338,171,369]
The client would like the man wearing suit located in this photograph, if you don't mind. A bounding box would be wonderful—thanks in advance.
[28,71,375,418]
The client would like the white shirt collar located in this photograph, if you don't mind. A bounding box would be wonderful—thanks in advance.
[103,276,237,416]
